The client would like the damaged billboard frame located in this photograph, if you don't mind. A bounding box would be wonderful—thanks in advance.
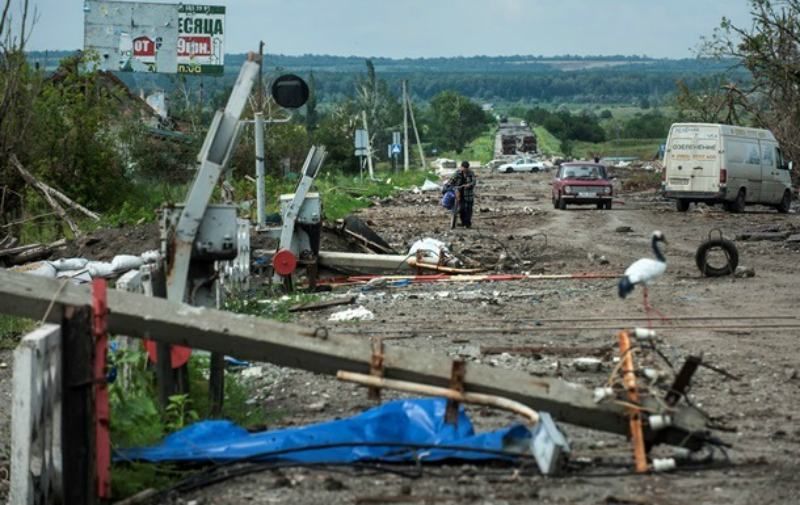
[84,0,225,75]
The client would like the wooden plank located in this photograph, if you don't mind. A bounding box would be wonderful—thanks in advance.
[10,324,63,505]
[289,296,356,313]
[0,269,710,447]
[61,306,96,505]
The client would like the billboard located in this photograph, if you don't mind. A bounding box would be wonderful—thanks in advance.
[84,1,225,75]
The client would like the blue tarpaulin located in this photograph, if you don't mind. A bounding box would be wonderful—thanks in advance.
[116,399,533,465]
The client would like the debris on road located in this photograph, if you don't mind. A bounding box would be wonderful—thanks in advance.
[409,237,460,267]
[695,237,739,277]
[115,398,543,466]
[289,296,356,313]
[328,305,375,322]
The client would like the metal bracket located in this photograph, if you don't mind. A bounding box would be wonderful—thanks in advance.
[368,337,384,401]
[445,359,466,425]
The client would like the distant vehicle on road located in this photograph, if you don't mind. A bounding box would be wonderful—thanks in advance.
[497,157,547,173]
[485,159,507,171]
[499,116,509,123]
[663,123,793,213]
[520,120,528,127]
[552,162,613,210]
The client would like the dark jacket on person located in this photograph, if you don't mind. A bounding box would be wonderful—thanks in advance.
[447,169,476,202]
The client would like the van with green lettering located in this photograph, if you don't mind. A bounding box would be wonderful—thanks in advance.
[663,123,793,213]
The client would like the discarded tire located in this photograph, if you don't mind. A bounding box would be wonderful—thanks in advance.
[695,238,739,277]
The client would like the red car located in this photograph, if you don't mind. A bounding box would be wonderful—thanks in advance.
[552,162,613,210]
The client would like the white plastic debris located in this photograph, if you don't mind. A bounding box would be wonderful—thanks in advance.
[328,306,375,322]
[420,179,441,192]
[593,386,614,403]
[652,458,677,472]
[573,357,603,372]
[648,414,673,431]
[50,257,88,271]
[409,238,451,264]
[111,254,144,273]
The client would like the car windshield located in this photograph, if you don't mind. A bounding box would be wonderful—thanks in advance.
[562,165,604,179]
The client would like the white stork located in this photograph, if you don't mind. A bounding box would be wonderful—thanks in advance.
[618,230,668,320]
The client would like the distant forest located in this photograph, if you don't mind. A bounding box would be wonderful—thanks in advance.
[27,51,747,105]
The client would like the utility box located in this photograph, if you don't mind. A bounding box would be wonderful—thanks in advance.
[163,204,238,261]
[280,192,321,225]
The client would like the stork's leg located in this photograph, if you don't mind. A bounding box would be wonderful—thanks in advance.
[642,285,669,323]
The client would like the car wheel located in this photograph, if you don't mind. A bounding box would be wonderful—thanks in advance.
[596,202,603,210]
[558,197,567,210]
[777,190,791,213]
[729,189,746,213]
[605,201,613,210]
[676,199,690,212]
[552,195,558,209]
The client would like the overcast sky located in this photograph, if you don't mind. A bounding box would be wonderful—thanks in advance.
[24,0,753,58]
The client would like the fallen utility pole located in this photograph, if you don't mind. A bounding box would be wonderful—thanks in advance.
[0,269,713,449]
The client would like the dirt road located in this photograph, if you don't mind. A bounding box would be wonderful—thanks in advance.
[182,168,800,504]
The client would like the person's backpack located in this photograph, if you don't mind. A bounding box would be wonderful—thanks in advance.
[441,189,456,210]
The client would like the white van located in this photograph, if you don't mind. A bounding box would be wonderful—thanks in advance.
[663,123,793,213]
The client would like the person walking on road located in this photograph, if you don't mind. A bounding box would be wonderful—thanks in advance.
[447,161,476,228]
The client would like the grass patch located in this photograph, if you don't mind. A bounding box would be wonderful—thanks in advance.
[0,315,36,350]
[440,128,496,164]
[533,126,563,156]
[573,138,662,160]
[313,170,434,221]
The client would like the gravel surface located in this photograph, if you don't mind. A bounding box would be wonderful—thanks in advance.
[178,167,800,504]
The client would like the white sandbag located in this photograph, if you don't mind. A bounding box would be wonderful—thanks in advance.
[87,261,115,278]
[12,261,57,278]
[140,250,160,264]
[111,254,144,273]
[50,257,89,271]
[328,306,375,322]
[57,269,93,284]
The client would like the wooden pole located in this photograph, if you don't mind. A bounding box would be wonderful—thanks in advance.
[618,330,649,473]
[361,110,375,179]
[402,80,409,172]
[0,269,711,448]
[61,306,96,505]
[406,84,426,169]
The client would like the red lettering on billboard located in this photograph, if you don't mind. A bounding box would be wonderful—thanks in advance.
[133,36,155,57]
[178,36,212,57]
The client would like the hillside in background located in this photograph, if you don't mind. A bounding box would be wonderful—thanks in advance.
[27,51,746,105]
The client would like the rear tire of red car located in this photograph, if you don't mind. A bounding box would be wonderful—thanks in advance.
[558,197,567,210]
[552,196,558,209]
[605,201,613,210]
[596,203,603,210]
[676,199,690,212]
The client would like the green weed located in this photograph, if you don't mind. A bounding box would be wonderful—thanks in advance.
[533,126,563,156]
[0,315,35,350]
